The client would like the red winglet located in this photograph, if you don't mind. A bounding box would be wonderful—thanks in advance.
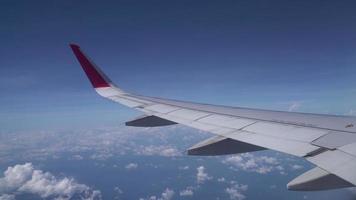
[70,44,111,88]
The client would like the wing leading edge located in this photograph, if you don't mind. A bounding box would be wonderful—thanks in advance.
[70,44,356,191]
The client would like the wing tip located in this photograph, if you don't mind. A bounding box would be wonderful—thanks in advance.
[70,43,111,88]
[69,43,80,49]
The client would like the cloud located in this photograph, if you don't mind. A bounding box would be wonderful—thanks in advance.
[218,177,226,182]
[114,186,123,194]
[125,163,138,170]
[0,125,203,163]
[290,164,303,170]
[136,145,181,157]
[161,188,175,200]
[0,194,15,200]
[113,186,123,199]
[196,166,212,184]
[346,109,356,116]
[288,101,302,112]
[222,153,283,174]
[269,185,277,189]
[0,163,101,200]
[141,188,175,200]
[178,166,189,170]
[225,183,248,200]
[179,187,194,197]
[72,154,84,160]
[90,152,113,161]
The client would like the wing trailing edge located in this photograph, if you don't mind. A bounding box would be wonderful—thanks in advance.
[287,167,353,191]
[188,135,265,156]
[125,115,177,127]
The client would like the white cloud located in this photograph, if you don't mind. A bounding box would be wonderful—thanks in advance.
[269,185,277,189]
[161,148,180,157]
[90,152,113,161]
[114,186,123,199]
[136,145,181,157]
[179,187,194,196]
[291,164,303,170]
[218,177,226,182]
[225,183,248,200]
[178,166,189,170]
[0,125,205,163]
[346,109,356,116]
[276,165,284,171]
[72,154,84,160]
[142,188,175,200]
[0,163,101,200]
[0,194,15,200]
[161,188,175,200]
[288,101,302,112]
[125,163,138,170]
[222,153,282,174]
[196,166,212,184]
[114,186,123,194]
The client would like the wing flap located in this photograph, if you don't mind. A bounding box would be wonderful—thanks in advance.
[307,149,356,185]
[187,135,265,156]
[312,132,356,149]
[125,115,177,127]
[287,167,353,191]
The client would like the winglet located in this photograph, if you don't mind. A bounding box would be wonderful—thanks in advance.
[70,44,112,88]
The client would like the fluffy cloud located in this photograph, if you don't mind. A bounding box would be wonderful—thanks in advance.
[196,166,212,184]
[225,183,248,200]
[0,163,101,200]
[218,177,226,182]
[125,163,138,170]
[0,194,15,200]
[72,154,84,160]
[135,145,181,157]
[161,188,175,200]
[222,153,283,174]
[140,188,175,200]
[113,186,123,199]
[179,187,194,196]
[290,164,303,170]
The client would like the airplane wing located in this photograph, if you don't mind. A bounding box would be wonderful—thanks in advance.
[70,44,356,191]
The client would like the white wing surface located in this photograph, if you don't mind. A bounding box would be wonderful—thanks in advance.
[70,44,356,191]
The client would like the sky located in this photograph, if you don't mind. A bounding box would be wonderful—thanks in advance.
[1,1,356,199]
[1,0,356,131]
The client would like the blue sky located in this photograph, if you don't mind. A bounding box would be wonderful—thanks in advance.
[1,0,356,131]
